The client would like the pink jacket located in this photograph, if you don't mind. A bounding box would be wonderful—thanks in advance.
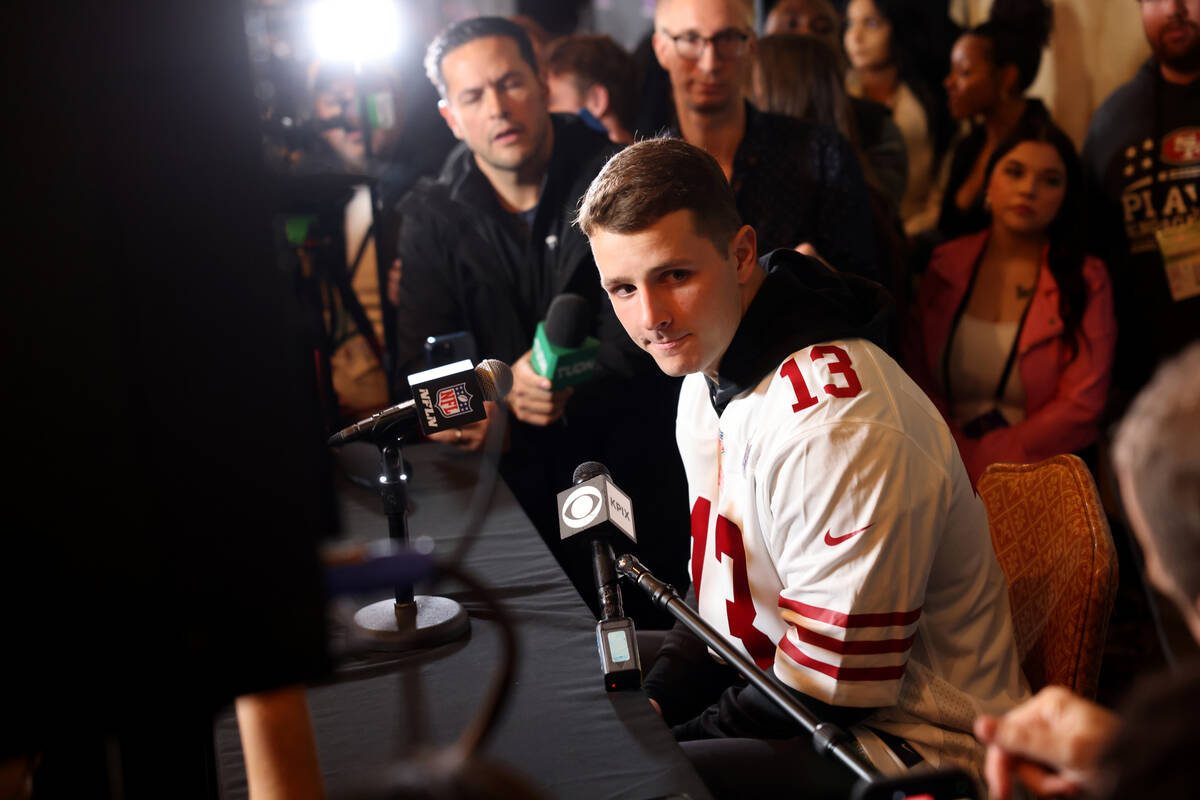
[905,230,1116,485]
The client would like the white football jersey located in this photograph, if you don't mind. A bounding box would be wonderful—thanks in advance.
[677,337,1028,775]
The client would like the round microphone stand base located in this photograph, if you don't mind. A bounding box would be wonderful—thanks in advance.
[353,595,470,651]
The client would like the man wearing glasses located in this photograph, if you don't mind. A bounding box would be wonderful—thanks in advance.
[652,0,882,283]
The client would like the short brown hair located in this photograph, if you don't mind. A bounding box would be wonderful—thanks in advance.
[543,34,639,131]
[576,138,742,254]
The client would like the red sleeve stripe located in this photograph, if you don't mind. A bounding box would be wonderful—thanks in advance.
[779,637,907,681]
[791,625,915,655]
[689,497,711,596]
[778,597,922,628]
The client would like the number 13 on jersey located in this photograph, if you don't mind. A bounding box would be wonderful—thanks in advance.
[780,345,862,412]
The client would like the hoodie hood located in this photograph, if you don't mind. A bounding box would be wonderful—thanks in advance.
[708,248,894,413]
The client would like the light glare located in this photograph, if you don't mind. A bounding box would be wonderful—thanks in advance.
[308,0,401,67]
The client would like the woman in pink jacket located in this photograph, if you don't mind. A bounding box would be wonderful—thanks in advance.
[906,115,1115,485]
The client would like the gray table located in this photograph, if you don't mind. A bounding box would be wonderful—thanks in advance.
[213,441,710,800]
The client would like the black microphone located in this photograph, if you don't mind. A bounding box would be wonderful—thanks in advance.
[530,294,600,389]
[328,359,512,446]
[556,461,641,691]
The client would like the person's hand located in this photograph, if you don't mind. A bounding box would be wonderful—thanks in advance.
[974,686,1121,800]
[507,350,572,426]
[427,400,502,452]
[386,257,402,306]
[794,242,834,271]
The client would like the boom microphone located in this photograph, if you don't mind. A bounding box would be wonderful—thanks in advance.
[328,359,512,446]
[530,294,600,389]
[557,461,641,691]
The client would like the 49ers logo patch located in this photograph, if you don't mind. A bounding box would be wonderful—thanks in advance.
[1162,127,1200,165]
[436,383,474,418]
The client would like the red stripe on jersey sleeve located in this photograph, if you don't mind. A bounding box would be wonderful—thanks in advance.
[791,625,915,655]
[778,597,922,628]
[779,637,907,681]
[690,497,711,596]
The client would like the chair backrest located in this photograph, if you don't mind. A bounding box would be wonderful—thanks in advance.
[977,454,1118,698]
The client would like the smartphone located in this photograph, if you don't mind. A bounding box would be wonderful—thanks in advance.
[424,331,477,369]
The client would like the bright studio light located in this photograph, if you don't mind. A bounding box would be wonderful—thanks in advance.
[308,0,401,67]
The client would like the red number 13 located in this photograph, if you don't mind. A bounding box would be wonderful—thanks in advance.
[780,345,862,413]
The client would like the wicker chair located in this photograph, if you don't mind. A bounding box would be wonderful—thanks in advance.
[977,454,1119,698]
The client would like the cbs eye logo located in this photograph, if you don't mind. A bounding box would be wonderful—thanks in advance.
[562,485,603,529]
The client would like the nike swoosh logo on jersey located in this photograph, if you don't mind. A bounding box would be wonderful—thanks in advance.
[824,523,874,546]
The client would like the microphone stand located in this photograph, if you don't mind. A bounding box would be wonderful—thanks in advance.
[352,436,469,650]
[616,554,876,783]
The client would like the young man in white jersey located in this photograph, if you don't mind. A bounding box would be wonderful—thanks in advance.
[577,137,1028,797]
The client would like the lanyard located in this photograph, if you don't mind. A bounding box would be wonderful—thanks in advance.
[941,250,1037,408]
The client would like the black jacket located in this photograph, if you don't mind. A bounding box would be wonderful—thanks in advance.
[392,113,623,380]
[668,103,883,285]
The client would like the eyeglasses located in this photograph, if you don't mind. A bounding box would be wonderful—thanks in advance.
[660,28,751,61]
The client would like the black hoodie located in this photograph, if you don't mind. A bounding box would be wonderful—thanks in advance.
[706,249,895,415]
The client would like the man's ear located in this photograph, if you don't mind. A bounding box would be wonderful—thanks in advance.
[583,83,610,119]
[731,224,758,284]
[651,30,672,70]
[437,100,465,141]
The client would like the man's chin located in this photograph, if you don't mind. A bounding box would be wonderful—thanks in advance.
[685,94,736,116]
[648,353,696,378]
[1158,46,1200,75]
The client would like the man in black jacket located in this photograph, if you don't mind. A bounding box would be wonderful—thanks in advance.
[652,0,881,282]
[391,17,690,626]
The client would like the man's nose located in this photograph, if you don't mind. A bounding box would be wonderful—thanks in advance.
[697,40,720,73]
[639,290,671,331]
[482,86,508,117]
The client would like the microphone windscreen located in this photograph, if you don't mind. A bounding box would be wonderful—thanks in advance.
[572,461,610,485]
[475,359,513,401]
[544,294,592,348]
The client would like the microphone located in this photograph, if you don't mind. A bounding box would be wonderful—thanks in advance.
[556,461,641,691]
[530,294,600,389]
[328,359,512,446]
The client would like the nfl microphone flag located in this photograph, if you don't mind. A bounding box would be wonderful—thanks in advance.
[406,359,488,436]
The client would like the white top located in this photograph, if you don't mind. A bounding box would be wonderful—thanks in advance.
[891,82,936,228]
[946,313,1028,428]
[677,338,1028,778]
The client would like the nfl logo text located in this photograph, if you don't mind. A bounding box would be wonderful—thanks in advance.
[436,383,474,418]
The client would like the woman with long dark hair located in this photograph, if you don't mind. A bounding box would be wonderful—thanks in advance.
[843,0,953,234]
[906,115,1115,485]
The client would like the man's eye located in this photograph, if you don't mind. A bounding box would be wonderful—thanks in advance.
[665,270,690,283]
[460,91,481,105]
[679,32,703,46]
[611,285,636,298]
